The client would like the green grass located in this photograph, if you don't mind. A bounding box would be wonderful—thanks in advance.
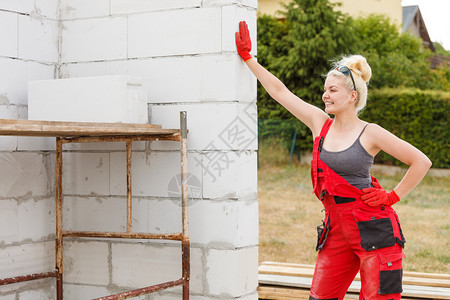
[258,156,450,274]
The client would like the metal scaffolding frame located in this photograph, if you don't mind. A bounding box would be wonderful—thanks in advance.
[0,112,190,299]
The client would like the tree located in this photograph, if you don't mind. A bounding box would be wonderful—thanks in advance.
[347,14,448,91]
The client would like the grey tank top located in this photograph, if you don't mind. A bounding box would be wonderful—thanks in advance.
[320,124,374,189]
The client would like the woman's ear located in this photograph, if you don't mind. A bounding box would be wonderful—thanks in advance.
[350,90,358,103]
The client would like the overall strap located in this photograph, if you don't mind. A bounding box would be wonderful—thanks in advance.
[318,118,334,152]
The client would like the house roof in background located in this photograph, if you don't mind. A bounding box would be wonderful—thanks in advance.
[402,5,419,32]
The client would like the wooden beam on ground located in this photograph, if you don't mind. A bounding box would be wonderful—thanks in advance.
[258,262,450,300]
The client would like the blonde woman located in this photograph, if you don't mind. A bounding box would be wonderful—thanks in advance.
[235,21,431,299]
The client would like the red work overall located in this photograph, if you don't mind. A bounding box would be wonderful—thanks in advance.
[309,119,406,300]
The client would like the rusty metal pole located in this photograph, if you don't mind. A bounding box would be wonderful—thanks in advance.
[180,111,190,299]
[126,141,132,233]
[55,137,63,300]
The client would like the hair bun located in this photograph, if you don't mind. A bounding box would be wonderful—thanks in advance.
[347,55,371,83]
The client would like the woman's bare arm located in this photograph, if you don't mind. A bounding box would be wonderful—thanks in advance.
[245,59,329,137]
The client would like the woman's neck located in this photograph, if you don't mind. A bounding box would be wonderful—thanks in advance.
[332,111,361,131]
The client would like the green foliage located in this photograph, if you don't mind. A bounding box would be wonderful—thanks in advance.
[348,14,448,90]
[361,88,450,168]
[434,42,450,57]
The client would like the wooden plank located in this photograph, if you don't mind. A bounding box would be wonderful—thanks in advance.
[0,118,162,128]
[259,274,450,299]
[259,262,450,287]
[258,286,359,300]
[0,119,179,137]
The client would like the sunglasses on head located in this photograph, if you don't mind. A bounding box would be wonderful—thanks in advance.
[335,66,356,91]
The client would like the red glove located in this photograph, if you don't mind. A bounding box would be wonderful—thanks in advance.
[361,188,400,207]
[235,21,253,62]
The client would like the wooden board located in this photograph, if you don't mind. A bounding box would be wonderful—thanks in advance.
[0,119,179,137]
[259,262,450,299]
[259,262,450,287]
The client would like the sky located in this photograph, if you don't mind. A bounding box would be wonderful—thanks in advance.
[401,0,450,50]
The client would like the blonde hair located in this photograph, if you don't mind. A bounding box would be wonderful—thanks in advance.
[327,55,372,113]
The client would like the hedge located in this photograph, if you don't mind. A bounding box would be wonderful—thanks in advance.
[258,88,449,169]
[362,88,449,168]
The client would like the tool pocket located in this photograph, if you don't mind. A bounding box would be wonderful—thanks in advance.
[378,252,405,294]
[315,213,330,251]
[352,207,395,251]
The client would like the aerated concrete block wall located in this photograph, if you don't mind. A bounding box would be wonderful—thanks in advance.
[0,1,258,299]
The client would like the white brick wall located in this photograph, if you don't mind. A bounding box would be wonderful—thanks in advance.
[0,11,18,57]
[0,241,54,279]
[63,241,109,285]
[0,1,258,299]
[128,8,222,58]
[18,15,58,63]
[0,153,49,198]
[110,0,202,15]
[206,247,259,297]
[62,17,128,62]
[0,3,59,299]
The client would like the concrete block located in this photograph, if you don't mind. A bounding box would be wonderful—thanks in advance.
[147,200,181,234]
[0,153,48,198]
[0,11,18,58]
[205,247,258,297]
[201,54,257,102]
[0,200,18,244]
[189,199,258,247]
[202,0,258,8]
[61,17,127,63]
[0,136,17,151]
[0,105,18,151]
[18,15,58,63]
[34,0,59,19]
[112,243,180,287]
[128,8,221,58]
[201,150,257,200]
[17,137,55,151]
[62,196,148,233]
[28,75,148,123]
[18,198,55,242]
[0,1,34,14]
[0,58,55,106]
[221,6,257,54]
[0,241,54,278]
[110,0,202,14]
[113,56,202,103]
[59,60,109,79]
[64,284,109,300]
[0,294,15,300]
[111,244,203,293]
[62,57,202,103]
[110,151,203,198]
[60,0,110,20]
[63,140,146,151]
[0,104,19,119]
[238,293,259,300]
[63,240,109,285]
[62,152,110,196]
[236,199,258,247]
[18,284,56,300]
[150,103,257,151]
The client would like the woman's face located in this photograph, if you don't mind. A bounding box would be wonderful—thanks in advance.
[322,75,356,115]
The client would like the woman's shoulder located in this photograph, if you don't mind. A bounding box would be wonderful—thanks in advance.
[362,122,385,134]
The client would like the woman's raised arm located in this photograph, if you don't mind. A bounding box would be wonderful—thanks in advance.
[235,21,328,137]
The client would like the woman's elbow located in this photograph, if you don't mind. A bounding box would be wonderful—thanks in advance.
[424,156,432,170]
[416,154,432,172]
